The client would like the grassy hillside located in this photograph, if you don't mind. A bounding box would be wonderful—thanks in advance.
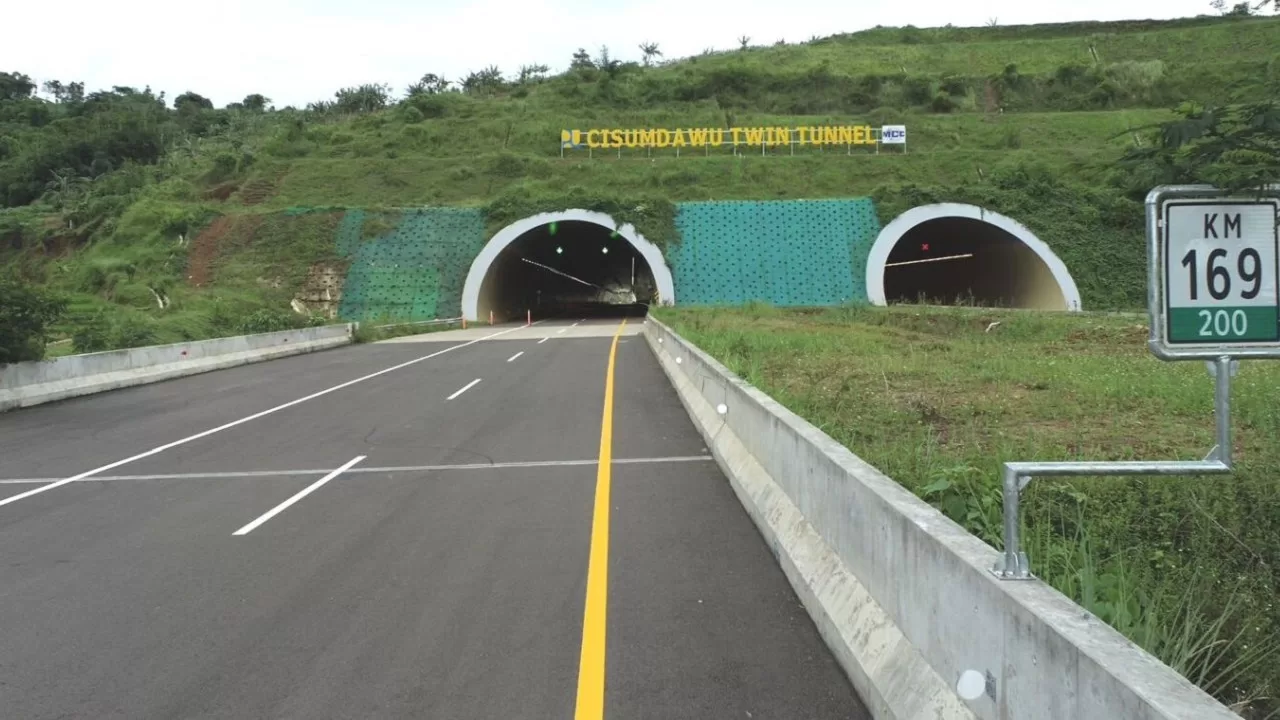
[1,14,1279,354]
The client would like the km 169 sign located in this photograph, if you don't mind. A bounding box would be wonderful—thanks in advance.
[1149,186,1280,360]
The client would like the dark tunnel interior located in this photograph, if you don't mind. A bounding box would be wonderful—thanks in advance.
[882,217,1068,310]
[477,221,657,320]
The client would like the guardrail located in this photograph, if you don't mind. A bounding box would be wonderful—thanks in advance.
[368,317,463,330]
[1,324,353,412]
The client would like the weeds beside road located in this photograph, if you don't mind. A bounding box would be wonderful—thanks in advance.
[656,303,1280,717]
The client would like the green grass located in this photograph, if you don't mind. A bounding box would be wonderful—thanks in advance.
[696,17,1279,77]
[655,303,1280,716]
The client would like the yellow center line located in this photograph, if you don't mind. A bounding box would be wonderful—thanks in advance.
[574,318,627,720]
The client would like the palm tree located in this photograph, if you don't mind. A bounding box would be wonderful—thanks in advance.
[639,42,662,67]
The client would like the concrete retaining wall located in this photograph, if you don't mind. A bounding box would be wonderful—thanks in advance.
[643,318,1238,720]
[0,325,353,412]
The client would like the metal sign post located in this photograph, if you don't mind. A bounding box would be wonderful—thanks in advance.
[991,184,1280,580]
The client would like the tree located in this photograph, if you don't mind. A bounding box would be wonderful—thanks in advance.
[46,80,86,103]
[1117,101,1280,193]
[42,80,85,104]
[461,67,504,95]
[1212,0,1276,12]
[0,278,67,364]
[1,84,173,207]
[406,73,451,96]
[44,168,91,217]
[595,46,621,77]
[331,84,392,113]
[738,36,751,50]
[0,72,36,102]
[570,48,595,71]
[639,42,662,67]
[517,64,549,84]
[242,93,270,111]
[174,91,213,113]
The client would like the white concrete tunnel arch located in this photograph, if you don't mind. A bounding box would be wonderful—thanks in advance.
[462,209,677,321]
[865,203,1083,311]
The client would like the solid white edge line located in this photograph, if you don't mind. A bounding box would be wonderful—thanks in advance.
[0,456,718,484]
[538,337,550,344]
[233,456,366,536]
[507,351,524,362]
[447,378,482,400]
[557,329,567,334]
[0,322,541,510]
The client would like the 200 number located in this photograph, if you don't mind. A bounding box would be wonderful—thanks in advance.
[1198,309,1248,337]
[1181,248,1262,300]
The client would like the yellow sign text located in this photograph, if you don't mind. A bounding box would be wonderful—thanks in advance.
[561,125,879,150]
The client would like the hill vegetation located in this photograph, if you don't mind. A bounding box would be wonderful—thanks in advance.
[1,12,1279,357]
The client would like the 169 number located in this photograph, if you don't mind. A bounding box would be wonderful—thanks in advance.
[1181,248,1263,300]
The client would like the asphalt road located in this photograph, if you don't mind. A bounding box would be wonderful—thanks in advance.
[0,318,868,719]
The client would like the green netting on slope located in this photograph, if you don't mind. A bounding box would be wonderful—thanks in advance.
[334,209,366,257]
[670,198,881,306]
[337,208,486,322]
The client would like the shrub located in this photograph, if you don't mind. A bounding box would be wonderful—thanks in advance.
[448,165,477,182]
[1000,124,1024,149]
[236,308,308,334]
[71,312,112,353]
[207,152,239,183]
[70,311,156,353]
[110,314,156,349]
[487,152,529,178]
[0,279,67,363]
[408,94,450,118]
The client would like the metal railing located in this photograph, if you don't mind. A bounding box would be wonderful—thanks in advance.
[991,355,1235,579]
[370,317,463,330]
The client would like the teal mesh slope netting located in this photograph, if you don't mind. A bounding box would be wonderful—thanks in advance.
[669,198,881,306]
[337,208,486,321]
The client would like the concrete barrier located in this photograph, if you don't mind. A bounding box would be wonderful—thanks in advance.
[643,317,1238,720]
[0,324,354,412]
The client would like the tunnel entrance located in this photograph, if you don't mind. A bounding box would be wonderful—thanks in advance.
[463,210,677,322]
[480,221,655,319]
[866,204,1082,311]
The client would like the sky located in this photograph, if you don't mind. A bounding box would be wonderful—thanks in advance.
[0,0,1256,109]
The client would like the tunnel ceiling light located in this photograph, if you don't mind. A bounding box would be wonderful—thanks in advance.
[556,246,563,254]
[884,253,974,268]
[602,247,609,254]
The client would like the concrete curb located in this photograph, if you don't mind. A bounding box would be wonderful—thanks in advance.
[644,319,971,720]
[642,317,1239,720]
[1,326,352,413]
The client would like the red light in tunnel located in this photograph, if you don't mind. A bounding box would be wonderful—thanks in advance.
[920,243,930,252]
